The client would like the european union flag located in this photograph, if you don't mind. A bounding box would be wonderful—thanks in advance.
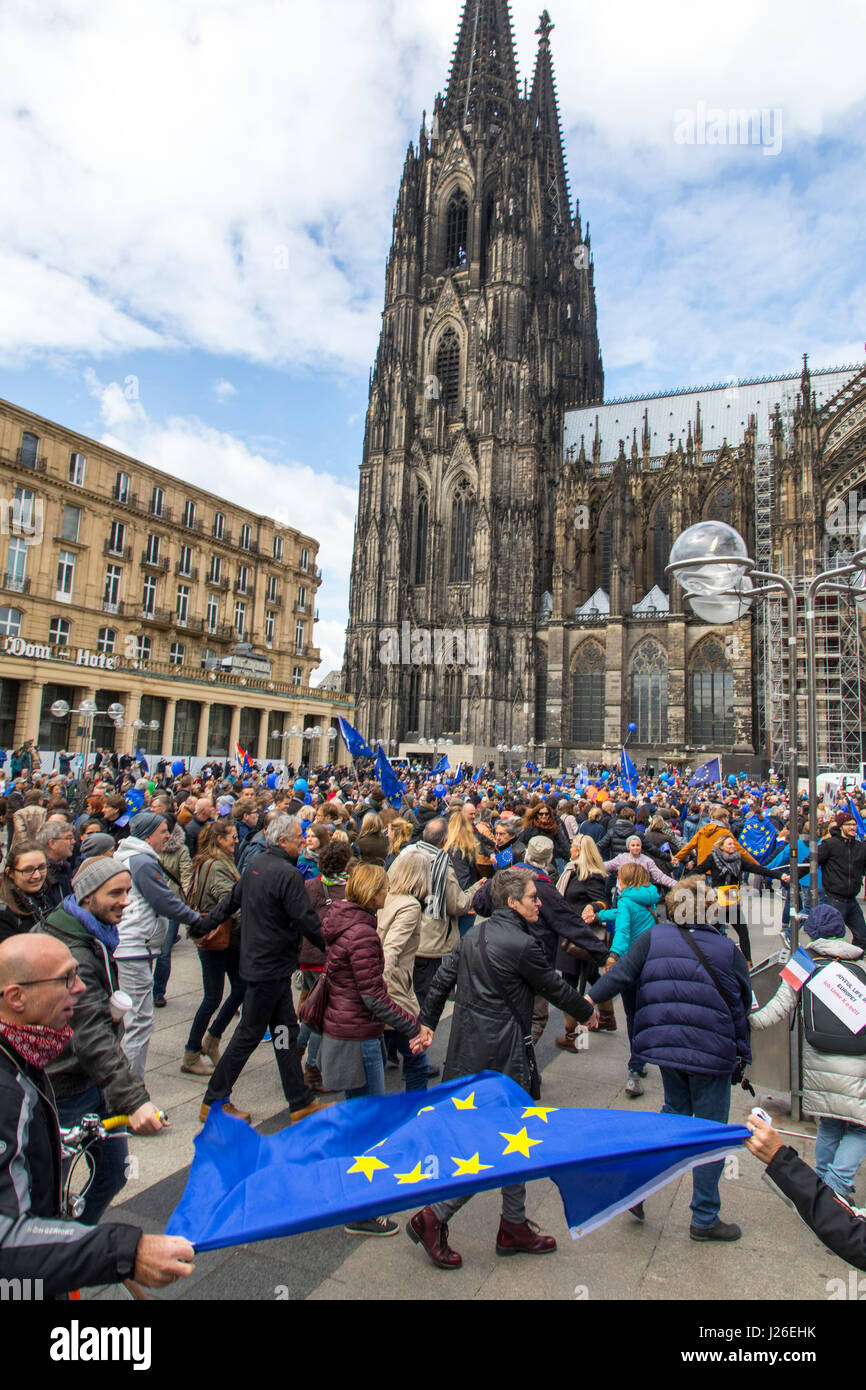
[843,798,866,839]
[472,766,484,783]
[620,746,638,795]
[431,754,449,776]
[124,788,145,814]
[740,813,778,863]
[166,1072,748,1251]
[374,745,406,810]
[337,716,374,760]
[689,757,722,787]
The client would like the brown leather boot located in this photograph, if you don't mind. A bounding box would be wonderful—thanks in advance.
[289,1097,326,1124]
[596,1001,618,1031]
[407,1207,463,1269]
[199,1099,252,1124]
[181,1049,212,1075]
[555,1030,579,1052]
[496,1217,557,1256]
[303,1063,331,1093]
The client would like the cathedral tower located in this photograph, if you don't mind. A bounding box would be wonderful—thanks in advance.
[344,3,603,748]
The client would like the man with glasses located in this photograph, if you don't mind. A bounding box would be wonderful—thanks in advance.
[35,821,76,912]
[0,932,195,1296]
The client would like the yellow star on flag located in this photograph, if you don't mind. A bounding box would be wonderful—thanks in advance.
[521,1106,559,1124]
[451,1153,494,1177]
[417,1106,434,1114]
[346,1155,389,1182]
[452,1092,476,1110]
[393,1161,434,1185]
[500,1127,543,1158]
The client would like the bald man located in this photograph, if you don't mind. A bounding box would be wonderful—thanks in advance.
[0,934,194,1297]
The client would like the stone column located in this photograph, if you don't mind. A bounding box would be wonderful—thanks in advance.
[604,622,625,747]
[161,698,177,757]
[196,702,212,759]
[15,679,43,745]
[228,705,241,763]
[255,708,268,762]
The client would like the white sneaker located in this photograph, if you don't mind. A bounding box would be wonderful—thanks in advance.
[625,1072,644,1098]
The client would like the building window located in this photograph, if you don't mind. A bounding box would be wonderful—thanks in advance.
[13,488,35,529]
[169,641,185,666]
[176,585,190,624]
[234,600,247,638]
[61,504,81,544]
[704,482,735,527]
[295,619,305,654]
[104,565,122,610]
[69,452,86,486]
[151,486,164,517]
[436,328,460,417]
[135,635,152,662]
[142,575,157,616]
[300,548,308,571]
[56,550,75,600]
[445,191,469,269]
[20,432,38,468]
[407,669,420,730]
[651,502,671,593]
[443,669,462,733]
[97,627,116,654]
[292,666,302,686]
[266,575,277,604]
[297,585,306,612]
[201,647,215,667]
[450,478,475,583]
[264,610,275,646]
[237,565,249,594]
[208,555,222,584]
[183,499,196,529]
[206,595,218,632]
[0,607,22,637]
[599,507,612,593]
[6,538,28,588]
[49,617,70,647]
[630,640,668,744]
[690,637,734,746]
[114,472,130,503]
[571,642,605,746]
[213,512,225,541]
[273,535,283,562]
[108,520,126,555]
[178,545,193,577]
[414,490,428,585]
[240,524,251,550]
[145,533,161,565]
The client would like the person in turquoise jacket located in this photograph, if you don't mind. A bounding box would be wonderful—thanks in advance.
[593,861,660,1098]
[768,828,824,927]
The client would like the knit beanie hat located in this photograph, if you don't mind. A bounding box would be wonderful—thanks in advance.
[78,833,117,861]
[72,857,129,903]
[129,811,166,839]
[804,904,847,940]
[525,835,553,865]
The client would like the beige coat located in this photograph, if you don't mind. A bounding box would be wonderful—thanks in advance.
[377,892,422,1014]
[417,864,476,960]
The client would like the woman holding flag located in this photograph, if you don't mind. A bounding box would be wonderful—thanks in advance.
[696,833,789,967]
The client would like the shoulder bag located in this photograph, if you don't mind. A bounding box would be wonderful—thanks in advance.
[189,858,233,952]
[477,923,540,1099]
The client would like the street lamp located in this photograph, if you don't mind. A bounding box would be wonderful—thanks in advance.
[51,698,134,761]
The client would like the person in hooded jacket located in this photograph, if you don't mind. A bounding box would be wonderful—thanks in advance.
[751,903,866,1200]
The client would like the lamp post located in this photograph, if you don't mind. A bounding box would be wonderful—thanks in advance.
[51,698,128,763]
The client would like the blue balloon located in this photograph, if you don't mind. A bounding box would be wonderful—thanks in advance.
[601,772,609,781]
[728,774,737,785]
[628,723,637,733]
[171,759,185,776]
[266,773,278,789]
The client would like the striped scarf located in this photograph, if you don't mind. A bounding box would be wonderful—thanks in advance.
[414,840,449,919]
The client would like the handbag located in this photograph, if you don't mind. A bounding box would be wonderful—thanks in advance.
[299,971,329,1034]
[189,858,233,952]
[477,923,541,1100]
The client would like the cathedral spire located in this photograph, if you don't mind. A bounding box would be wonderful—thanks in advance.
[444,0,520,137]
[529,10,570,233]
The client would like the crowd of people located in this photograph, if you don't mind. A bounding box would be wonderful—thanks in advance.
[1,746,866,1294]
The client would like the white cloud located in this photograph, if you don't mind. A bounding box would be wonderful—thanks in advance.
[85,370,357,677]
[212,378,237,402]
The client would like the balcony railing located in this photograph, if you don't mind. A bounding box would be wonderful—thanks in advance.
[140,552,169,572]
[205,622,235,643]
[212,527,233,546]
[266,594,282,610]
[176,612,204,633]
[102,598,125,616]
[233,580,254,595]
[205,573,230,590]
[150,503,174,522]
[181,515,205,534]
[14,450,48,472]
[114,491,139,508]
[175,564,199,582]
[103,540,132,560]
[1,574,30,594]
[140,606,172,628]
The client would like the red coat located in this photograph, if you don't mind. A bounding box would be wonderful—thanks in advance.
[321,900,419,1041]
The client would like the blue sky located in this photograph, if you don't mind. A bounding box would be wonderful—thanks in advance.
[1,0,864,677]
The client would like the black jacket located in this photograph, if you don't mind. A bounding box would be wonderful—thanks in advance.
[608,818,641,856]
[803,833,866,900]
[0,1036,141,1297]
[0,891,43,944]
[765,1145,866,1270]
[516,821,571,863]
[471,872,608,969]
[206,846,325,981]
[420,906,593,1095]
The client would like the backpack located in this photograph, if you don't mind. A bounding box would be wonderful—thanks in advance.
[802,958,866,1056]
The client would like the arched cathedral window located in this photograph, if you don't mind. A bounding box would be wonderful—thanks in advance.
[450,477,475,583]
[414,489,428,585]
[598,506,612,592]
[651,500,671,592]
[690,637,734,745]
[630,640,668,744]
[443,668,463,734]
[704,482,734,527]
[445,192,469,269]
[436,329,461,418]
[407,668,421,733]
[571,641,605,747]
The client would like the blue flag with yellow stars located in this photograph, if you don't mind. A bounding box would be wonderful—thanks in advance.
[739,813,778,863]
[166,1072,748,1251]
[124,788,145,814]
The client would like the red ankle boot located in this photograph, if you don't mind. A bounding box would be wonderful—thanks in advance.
[407,1206,463,1269]
[496,1217,557,1256]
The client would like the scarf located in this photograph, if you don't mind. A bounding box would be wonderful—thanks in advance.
[0,1019,73,1069]
[711,845,742,879]
[62,893,119,953]
[415,840,449,919]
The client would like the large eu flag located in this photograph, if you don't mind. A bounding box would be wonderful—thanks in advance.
[689,757,722,787]
[167,1072,748,1251]
[739,813,778,863]
[337,716,374,760]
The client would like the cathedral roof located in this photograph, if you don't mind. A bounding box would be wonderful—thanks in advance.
[564,363,862,464]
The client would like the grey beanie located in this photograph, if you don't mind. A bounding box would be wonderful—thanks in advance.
[129,811,166,839]
[78,833,117,861]
[72,856,129,903]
